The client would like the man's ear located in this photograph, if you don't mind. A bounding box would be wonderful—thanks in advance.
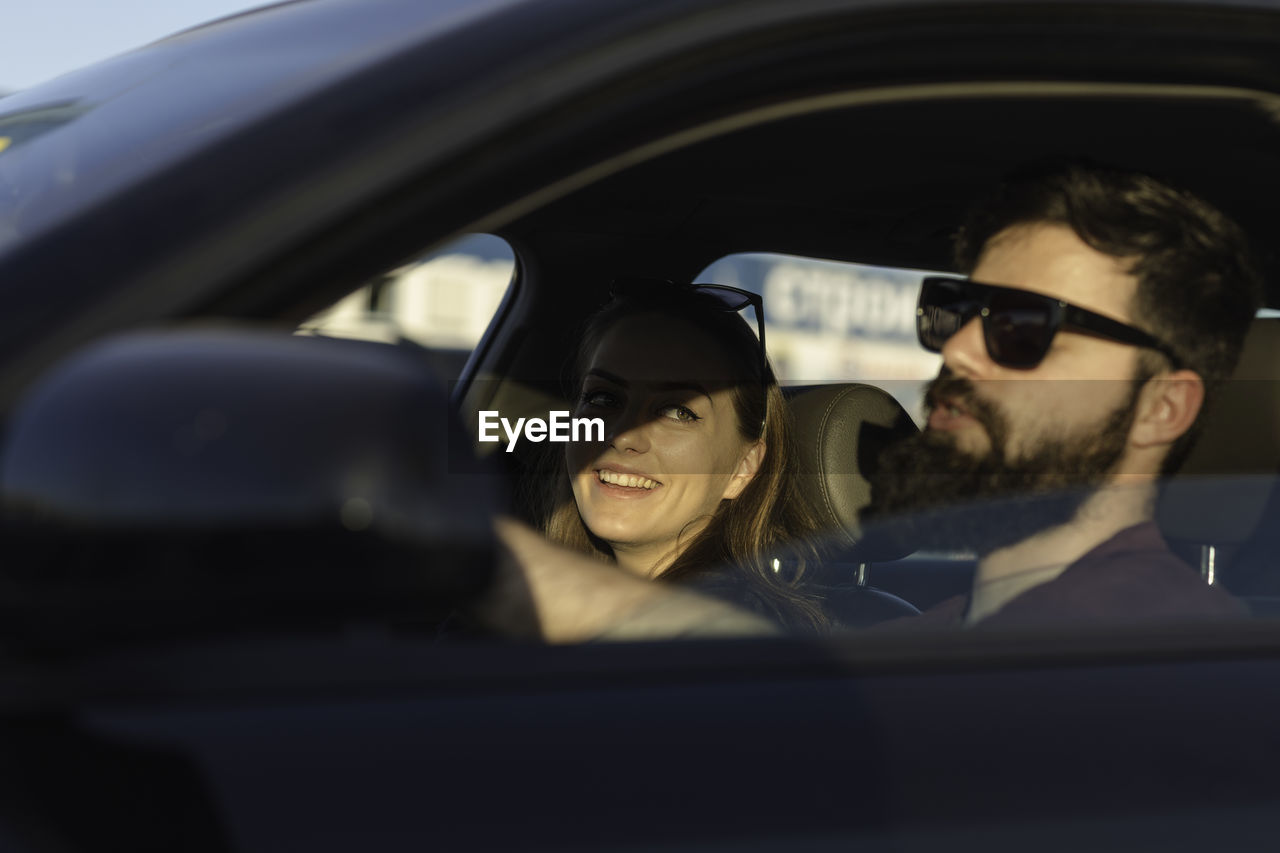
[1131,369,1205,449]
[723,440,765,500]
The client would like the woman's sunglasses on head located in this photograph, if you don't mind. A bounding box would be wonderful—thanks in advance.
[609,276,770,425]
[610,276,767,379]
[916,276,1181,370]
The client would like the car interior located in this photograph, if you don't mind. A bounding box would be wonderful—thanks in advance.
[11,80,1280,635]
[443,86,1280,625]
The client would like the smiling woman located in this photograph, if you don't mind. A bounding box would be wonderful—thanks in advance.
[536,282,827,631]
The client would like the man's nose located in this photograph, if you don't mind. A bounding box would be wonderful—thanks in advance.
[608,408,652,453]
[939,314,993,378]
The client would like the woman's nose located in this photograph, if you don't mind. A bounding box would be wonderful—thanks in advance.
[608,408,652,453]
[940,314,993,379]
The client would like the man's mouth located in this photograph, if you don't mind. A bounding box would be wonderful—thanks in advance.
[924,368,979,423]
[597,468,660,490]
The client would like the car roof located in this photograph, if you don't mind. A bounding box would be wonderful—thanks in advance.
[6,0,1278,261]
[515,89,1280,282]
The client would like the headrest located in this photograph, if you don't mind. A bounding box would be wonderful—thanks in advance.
[1158,317,1280,546]
[785,383,919,548]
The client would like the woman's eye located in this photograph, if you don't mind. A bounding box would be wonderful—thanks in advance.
[660,405,701,423]
[579,390,618,409]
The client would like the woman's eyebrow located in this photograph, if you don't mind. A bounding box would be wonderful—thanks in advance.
[586,370,715,407]
[585,368,628,387]
[653,381,715,407]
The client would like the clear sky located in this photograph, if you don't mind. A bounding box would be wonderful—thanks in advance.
[1,0,270,92]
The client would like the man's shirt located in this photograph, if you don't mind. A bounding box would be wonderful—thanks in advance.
[907,522,1246,627]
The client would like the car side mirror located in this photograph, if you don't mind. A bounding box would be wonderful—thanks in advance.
[0,328,502,649]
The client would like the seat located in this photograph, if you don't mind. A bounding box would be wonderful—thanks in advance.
[1158,317,1280,604]
[787,383,920,546]
[784,382,923,625]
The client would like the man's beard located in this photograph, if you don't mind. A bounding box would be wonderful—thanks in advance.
[863,370,1143,556]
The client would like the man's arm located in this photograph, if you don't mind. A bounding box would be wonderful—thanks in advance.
[476,518,779,642]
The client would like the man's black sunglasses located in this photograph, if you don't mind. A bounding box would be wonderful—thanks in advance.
[916,276,1181,370]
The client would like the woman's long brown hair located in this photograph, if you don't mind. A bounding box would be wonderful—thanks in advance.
[537,291,828,632]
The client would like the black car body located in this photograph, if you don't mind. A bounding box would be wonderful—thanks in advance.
[4,0,1280,850]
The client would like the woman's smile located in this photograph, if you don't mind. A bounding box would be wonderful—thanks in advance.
[594,466,662,493]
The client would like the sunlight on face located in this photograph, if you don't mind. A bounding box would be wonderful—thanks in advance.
[932,223,1146,461]
[565,313,760,577]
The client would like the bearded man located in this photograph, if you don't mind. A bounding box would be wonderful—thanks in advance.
[866,162,1263,626]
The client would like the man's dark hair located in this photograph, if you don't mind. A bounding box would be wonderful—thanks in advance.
[954,161,1265,473]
